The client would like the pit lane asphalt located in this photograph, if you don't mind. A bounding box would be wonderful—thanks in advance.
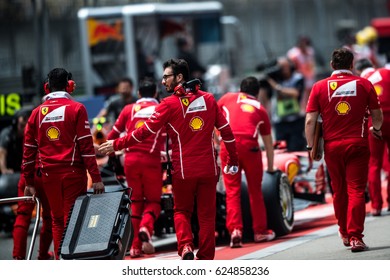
[1,205,389,260]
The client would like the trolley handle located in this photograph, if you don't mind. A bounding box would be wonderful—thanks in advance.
[0,196,40,260]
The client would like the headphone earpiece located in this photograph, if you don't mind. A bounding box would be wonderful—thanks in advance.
[66,80,76,93]
[174,83,186,96]
[44,82,50,94]
[43,80,75,94]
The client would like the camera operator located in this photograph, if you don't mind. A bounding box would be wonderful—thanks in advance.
[261,57,306,151]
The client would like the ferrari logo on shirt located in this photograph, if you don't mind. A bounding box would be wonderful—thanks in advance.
[241,104,255,113]
[40,105,66,128]
[330,80,356,98]
[330,82,337,90]
[335,101,351,115]
[239,94,247,100]
[189,116,204,131]
[135,120,145,129]
[46,126,60,141]
[41,107,49,115]
[181,98,189,106]
[134,105,141,112]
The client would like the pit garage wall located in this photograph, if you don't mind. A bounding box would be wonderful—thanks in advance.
[0,0,388,96]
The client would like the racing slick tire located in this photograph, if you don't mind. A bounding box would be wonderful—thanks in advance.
[240,171,294,240]
[261,170,294,236]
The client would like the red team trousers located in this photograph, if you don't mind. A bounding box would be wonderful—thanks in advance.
[172,175,218,260]
[41,168,87,259]
[368,118,390,211]
[123,151,162,250]
[324,138,369,239]
[13,175,52,259]
[220,138,267,234]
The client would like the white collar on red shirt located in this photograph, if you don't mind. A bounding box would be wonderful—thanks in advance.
[331,70,353,76]
[42,91,73,102]
[360,67,375,78]
[136,97,159,104]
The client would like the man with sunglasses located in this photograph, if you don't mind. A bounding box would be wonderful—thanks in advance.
[99,58,238,260]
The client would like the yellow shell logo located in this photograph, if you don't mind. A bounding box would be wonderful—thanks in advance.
[41,107,49,115]
[374,84,382,96]
[134,105,141,112]
[189,117,204,131]
[241,104,254,113]
[240,94,247,100]
[181,98,189,106]
[46,126,60,141]
[330,82,337,90]
[135,120,144,129]
[335,101,351,115]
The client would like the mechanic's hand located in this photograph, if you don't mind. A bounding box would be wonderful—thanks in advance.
[98,140,115,155]
[24,185,36,202]
[92,182,105,194]
[224,165,239,175]
[369,126,382,140]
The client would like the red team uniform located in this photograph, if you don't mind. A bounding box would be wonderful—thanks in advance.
[111,89,238,260]
[13,172,52,259]
[362,66,390,214]
[22,91,102,259]
[107,97,164,255]
[307,70,380,242]
[218,92,272,237]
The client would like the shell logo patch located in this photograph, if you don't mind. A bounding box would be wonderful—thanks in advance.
[46,126,60,141]
[330,82,337,90]
[41,107,49,115]
[181,97,189,106]
[374,84,383,96]
[189,116,204,131]
[135,120,145,129]
[241,104,255,113]
[335,101,351,115]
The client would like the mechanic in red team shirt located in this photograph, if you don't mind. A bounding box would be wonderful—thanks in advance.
[107,77,165,258]
[218,76,276,248]
[355,58,390,216]
[305,48,383,252]
[99,59,238,260]
[22,68,104,259]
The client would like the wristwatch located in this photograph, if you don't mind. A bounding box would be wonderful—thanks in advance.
[306,145,313,151]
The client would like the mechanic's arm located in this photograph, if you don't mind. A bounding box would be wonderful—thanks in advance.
[369,108,383,140]
[99,101,169,154]
[76,106,104,194]
[305,111,319,148]
[267,77,300,99]
[261,134,275,172]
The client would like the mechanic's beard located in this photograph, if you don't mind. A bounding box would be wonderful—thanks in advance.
[166,86,174,93]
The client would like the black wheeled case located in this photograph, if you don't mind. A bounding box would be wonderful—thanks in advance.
[60,190,132,260]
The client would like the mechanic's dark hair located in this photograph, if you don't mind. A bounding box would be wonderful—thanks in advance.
[331,48,354,70]
[118,77,134,87]
[240,76,260,97]
[47,68,70,91]
[138,77,157,98]
[355,58,374,72]
[162,58,190,81]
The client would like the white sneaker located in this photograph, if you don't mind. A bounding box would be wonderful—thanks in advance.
[254,230,275,243]
[230,228,243,248]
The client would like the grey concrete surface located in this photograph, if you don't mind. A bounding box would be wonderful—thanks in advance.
[1,211,389,260]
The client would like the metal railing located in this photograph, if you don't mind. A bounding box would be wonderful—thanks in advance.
[0,196,40,260]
